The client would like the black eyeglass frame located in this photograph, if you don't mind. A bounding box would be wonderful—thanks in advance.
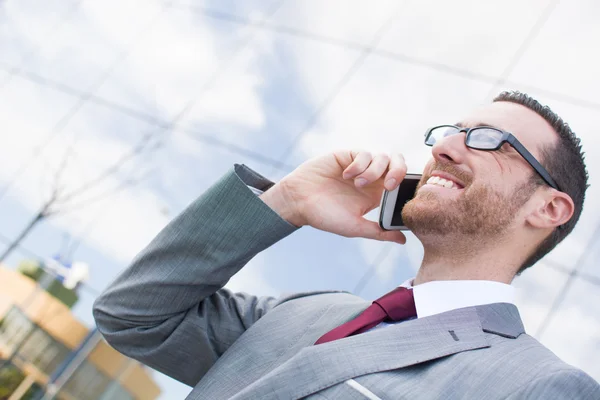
[424,125,560,191]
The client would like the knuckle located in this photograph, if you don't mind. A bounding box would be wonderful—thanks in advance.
[347,150,364,164]
[394,154,406,165]
[349,149,361,158]
[376,153,390,163]
[361,151,372,160]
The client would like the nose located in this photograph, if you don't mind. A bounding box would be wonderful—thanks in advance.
[431,130,467,165]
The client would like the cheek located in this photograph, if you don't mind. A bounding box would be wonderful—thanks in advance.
[468,172,505,196]
[487,152,510,177]
[474,154,520,192]
[501,159,525,180]
[488,150,528,182]
[500,164,534,196]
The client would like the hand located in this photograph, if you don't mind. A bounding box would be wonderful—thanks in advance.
[269,150,408,244]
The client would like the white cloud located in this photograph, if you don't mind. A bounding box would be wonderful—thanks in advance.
[0,0,274,265]
[0,0,76,66]
[274,0,398,45]
[376,0,550,79]
[507,0,600,103]
[93,4,275,133]
[80,0,164,46]
[225,252,279,297]
[0,81,169,262]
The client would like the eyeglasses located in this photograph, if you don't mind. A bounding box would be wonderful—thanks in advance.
[424,125,560,191]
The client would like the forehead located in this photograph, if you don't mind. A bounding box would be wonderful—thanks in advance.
[459,101,558,155]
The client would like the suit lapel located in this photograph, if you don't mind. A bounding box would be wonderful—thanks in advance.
[231,304,522,400]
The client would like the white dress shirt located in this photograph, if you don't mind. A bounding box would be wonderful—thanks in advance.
[400,277,515,318]
[371,278,516,331]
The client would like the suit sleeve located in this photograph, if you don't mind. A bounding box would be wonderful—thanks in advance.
[504,368,600,399]
[92,164,300,387]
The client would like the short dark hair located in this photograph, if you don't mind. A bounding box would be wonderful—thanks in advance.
[493,91,589,274]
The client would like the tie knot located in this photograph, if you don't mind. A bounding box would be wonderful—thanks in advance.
[373,287,416,322]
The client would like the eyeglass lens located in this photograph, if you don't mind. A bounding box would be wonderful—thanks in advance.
[427,126,503,150]
[467,128,503,149]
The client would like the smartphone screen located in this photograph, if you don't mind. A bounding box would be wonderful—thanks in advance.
[390,177,420,226]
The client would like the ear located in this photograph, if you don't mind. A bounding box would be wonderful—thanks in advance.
[526,190,574,229]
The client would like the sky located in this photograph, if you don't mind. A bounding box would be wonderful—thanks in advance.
[1,0,599,398]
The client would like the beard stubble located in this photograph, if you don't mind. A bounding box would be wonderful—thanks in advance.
[402,178,537,237]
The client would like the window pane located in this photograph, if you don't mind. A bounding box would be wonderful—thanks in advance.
[0,310,71,376]
[62,360,111,400]
[19,328,70,375]
[0,307,33,350]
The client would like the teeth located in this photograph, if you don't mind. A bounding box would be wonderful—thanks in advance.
[426,176,457,189]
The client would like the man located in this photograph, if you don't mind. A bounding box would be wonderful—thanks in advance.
[94,91,599,399]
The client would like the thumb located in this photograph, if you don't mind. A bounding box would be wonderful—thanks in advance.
[352,218,407,244]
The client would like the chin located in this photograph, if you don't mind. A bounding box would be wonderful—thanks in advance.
[404,194,446,215]
[402,203,452,235]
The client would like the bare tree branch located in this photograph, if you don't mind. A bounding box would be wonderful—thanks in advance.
[52,167,155,217]
[55,130,162,205]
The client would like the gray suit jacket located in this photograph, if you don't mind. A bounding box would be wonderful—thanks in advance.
[93,164,600,399]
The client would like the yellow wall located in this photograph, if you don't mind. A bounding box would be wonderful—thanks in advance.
[0,267,87,349]
[0,266,161,399]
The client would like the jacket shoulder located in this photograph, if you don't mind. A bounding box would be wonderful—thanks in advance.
[486,333,599,396]
[504,365,600,399]
[271,290,362,311]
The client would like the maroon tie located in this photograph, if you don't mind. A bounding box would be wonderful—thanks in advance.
[315,287,416,345]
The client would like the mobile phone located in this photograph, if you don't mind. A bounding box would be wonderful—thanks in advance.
[378,174,422,230]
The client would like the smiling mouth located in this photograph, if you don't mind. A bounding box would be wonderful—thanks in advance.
[423,175,464,190]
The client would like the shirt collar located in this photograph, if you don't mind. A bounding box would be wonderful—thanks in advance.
[399,277,516,319]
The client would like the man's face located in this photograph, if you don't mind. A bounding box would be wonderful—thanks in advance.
[402,101,558,238]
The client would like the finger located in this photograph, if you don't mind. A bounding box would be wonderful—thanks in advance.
[384,153,408,191]
[354,153,390,187]
[348,218,407,244]
[342,151,373,180]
